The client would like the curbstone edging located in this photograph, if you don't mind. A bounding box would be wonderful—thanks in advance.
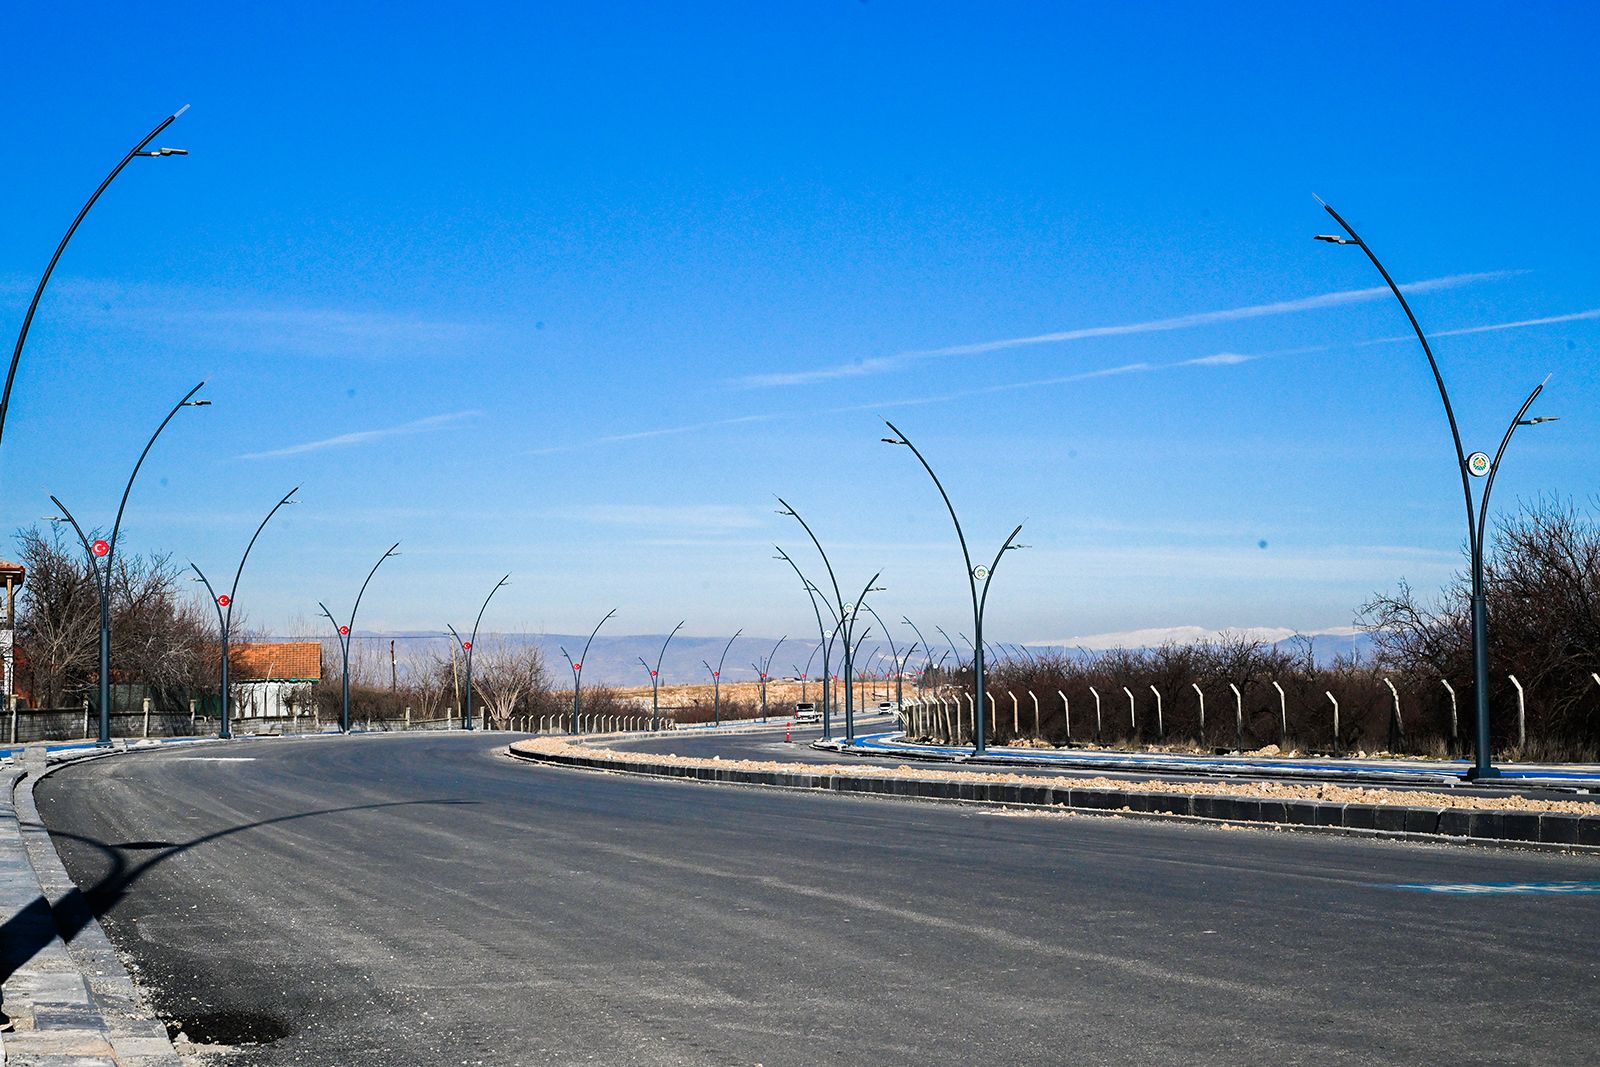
[3,752,186,1065]
[508,742,1600,854]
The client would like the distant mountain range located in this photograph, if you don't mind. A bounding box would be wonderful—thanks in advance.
[347,626,1375,687]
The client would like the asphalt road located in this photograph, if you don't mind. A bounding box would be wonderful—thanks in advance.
[34,733,1600,1066]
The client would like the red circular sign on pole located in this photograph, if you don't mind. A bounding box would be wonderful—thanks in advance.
[573,662,581,671]
[339,625,349,636]
[650,670,657,677]
[713,671,719,678]
[91,539,109,558]
[462,641,472,651]
[217,594,230,607]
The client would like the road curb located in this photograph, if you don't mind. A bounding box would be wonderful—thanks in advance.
[816,733,1600,790]
[507,743,1600,854]
[3,747,189,1065]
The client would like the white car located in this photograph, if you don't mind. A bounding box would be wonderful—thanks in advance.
[793,702,821,723]
[877,701,898,715]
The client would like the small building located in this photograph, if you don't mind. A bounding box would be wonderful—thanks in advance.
[228,642,322,718]
[0,558,24,709]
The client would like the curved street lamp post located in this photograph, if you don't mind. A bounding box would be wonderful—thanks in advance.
[883,422,1026,756]
[775,500,885,743]
[796,642,821,703]
[47,382,210,744]
[446,573,511,731]
[560,607,617,733]
[1315,201,1559,778]
[318,543,401,733]
[902,616,936,697]
[864,603,917,714]
[754,635,786,722]
[637,621,684,730]
[189,486,298,739]
[702,627,743,727]
[774,546,840,739]
[3,107,190,458]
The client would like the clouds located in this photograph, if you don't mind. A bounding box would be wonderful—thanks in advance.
[239,410,481,459]
[528,351,1256,457]
[11,277,498,360]
[737,271,1519,388]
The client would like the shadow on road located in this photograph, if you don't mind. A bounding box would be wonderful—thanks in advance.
[3,797,478,994]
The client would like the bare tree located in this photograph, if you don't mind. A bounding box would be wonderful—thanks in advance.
[470,639,549,728]
[14,526,97,708]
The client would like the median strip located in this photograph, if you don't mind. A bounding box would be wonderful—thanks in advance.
[507,736,1600,851]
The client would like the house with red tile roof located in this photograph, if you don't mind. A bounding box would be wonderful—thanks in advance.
[226,641,322,719]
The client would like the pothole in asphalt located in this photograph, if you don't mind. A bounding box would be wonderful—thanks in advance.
[167,1010,292,1046]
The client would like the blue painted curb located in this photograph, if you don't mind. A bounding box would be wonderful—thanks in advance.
[823,732,1600,790]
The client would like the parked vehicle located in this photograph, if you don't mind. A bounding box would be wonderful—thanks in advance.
[793,702,820,723]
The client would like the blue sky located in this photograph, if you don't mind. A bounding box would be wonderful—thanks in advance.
[2,2,1596,648]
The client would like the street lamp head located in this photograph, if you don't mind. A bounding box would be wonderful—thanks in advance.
[1313,234,1360,246]
[880,436,908,446]
[140,147,188,157]
[184,399,211,407]
[1518,416,1561,425]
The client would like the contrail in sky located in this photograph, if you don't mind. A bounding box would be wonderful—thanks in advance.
[738,271,1520,388]
[239,411,481,459]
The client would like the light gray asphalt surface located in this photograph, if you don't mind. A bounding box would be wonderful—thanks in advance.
[33,733,1600,1066]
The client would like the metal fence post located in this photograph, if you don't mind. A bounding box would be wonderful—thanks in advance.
[1058,690,1069,741]
[1271,681,1287,748]
[1325,691,1339,754]
[1382,677,1403,750]
[142,697,151,738]
[1228,683,1242,751]
[1149,685,1163,738]
[1191,683,1205,745]
[1441,679,1458,751]
[1508,674,1525,751]
[83,698,90,740]
[1089,686,1101,742]
[1029,691,1039,739]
